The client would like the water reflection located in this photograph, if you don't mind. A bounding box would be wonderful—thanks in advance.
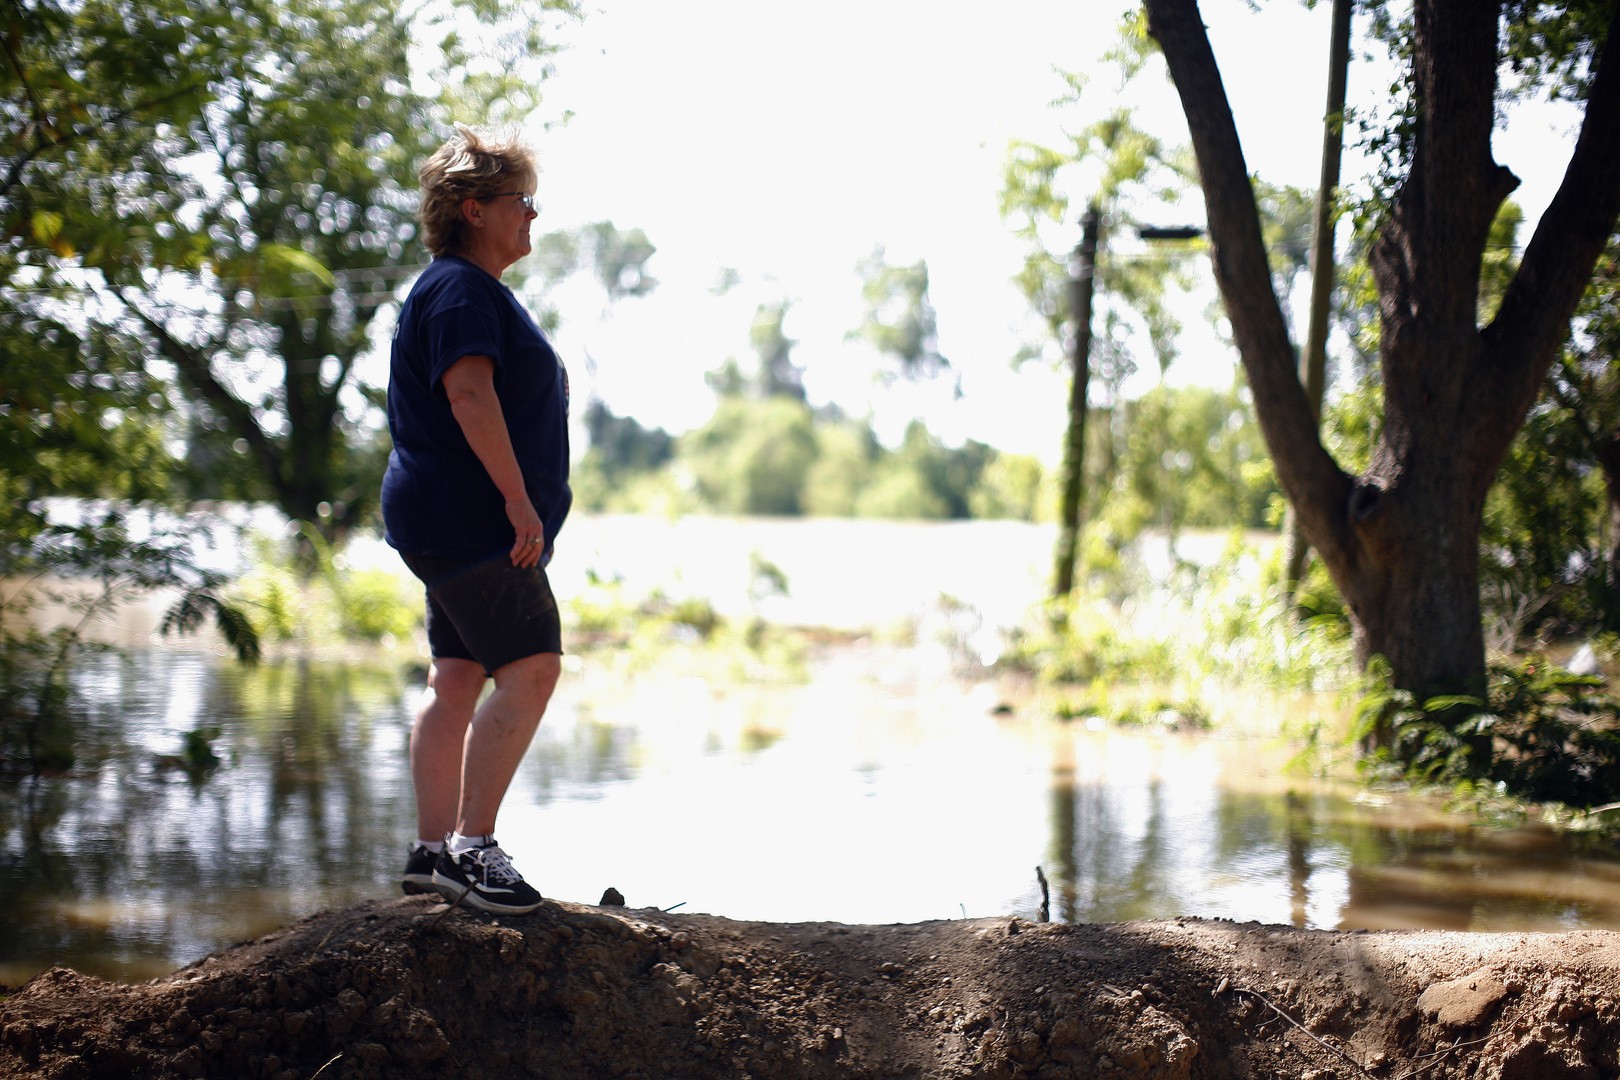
[4,646,1620,985]
[1037,726,1620,932]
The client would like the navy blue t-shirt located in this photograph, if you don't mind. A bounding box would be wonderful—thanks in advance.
[381,255,571,560]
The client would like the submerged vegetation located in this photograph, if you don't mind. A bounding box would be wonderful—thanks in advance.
[0,510,259,773]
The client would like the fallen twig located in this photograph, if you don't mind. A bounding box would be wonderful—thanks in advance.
[1391,1035,1492,1080]
[310,1052,343,1079]
[1220,982,1492,1080]
[1035,866,1050,923]
[1227,985,1378,1079]
[423,886,471,932]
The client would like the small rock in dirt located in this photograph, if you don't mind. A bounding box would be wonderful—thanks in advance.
[1419,968,1509,1028]
[600,888,626,907]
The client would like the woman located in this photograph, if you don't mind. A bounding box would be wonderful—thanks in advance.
[381,125,571,915]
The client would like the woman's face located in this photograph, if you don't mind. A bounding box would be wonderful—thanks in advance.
[466,178,538,273]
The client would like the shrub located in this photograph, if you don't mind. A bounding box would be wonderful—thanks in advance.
[1354,654,1620,808]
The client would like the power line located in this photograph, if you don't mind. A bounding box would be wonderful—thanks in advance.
[1,257,623,304]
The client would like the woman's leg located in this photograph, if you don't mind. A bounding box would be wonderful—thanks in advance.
[410,657,486,844]
[456,651,561,838]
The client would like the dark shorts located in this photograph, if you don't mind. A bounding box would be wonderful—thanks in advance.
[399,551,563,674]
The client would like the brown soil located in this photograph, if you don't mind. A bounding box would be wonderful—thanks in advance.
[1,894,1616,1079]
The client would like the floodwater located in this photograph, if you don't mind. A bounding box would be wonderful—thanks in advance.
[4,641,1620,986]
[4,514,1620,985]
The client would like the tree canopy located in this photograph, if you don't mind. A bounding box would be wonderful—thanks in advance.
[3,0,580,543]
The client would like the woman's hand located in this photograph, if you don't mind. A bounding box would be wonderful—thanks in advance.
[506,496,545,568]
[443,354,545,567]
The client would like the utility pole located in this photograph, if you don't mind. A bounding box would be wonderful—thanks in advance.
[1052,204,1101,601]
[1285,0,1353,601]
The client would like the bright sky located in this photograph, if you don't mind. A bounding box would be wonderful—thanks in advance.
[524,0,1584,461]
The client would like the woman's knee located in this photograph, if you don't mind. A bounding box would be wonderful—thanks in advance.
[493,651,561,704]
[430,657,485,692]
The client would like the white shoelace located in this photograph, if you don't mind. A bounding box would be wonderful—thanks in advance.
[470,844,522,886]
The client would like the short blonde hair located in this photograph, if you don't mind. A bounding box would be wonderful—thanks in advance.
[417,124,537,257]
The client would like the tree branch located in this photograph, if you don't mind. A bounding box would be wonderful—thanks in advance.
[1143,0,1357,570]
[114,286,286,484]
[1487,1,1620,420]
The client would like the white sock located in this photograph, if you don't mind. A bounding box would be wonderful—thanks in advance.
[448,832,492,855]
[415,839,445,854]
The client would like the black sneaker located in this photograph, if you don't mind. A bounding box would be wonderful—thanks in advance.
[432,840,543,914]
[402,843,439,895]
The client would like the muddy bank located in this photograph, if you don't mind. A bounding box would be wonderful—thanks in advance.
[1,895,1617,1079]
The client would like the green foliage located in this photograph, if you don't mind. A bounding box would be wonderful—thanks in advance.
[230,531,419,647]
[1,0,239,238]
[1252,181,1316,328]
[969,453,1047,523]
[1320,375,1382,477]
[1052,694,1210,732]
[0,281,180,518]
[1004,533,1355,696]
[1006,599,1180,687]
[1469,231,1619,642]
[999,50,1200,383]
[4,0,580,543]
[1481,403,1606,638]
[523,220,659,333]
[681,397,819,515]
[856,422,995,521]
[563,568,809,682]
[1110,383,1278,533]
[572,400,680,512]
[848,245,952,386]
[1355,654,1620,809]
[0,511,259,772]
[672,397,1016,522]
[749,299,806,402]
[801,421,882,517]
[1499,0,1617,102]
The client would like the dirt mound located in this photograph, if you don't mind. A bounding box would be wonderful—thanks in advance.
[1,895,1617,1079]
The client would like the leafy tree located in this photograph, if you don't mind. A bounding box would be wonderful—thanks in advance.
[679,396,818,516]
[802,421,881,517]
[1481,401,1604,641]
[7,0,578,546]
[1111,383,1277,538]
[969,453,1047,523]
[1558,242,1620,623]
[749,298,806,402]
[1,0,247,529]
[848,245,953,389]
[571,400,678,512]
[1144,0,1620,753]
[1,0,239,218]
[1002,35,1200,597]
[854,422,994,521]
[1499,236,1620,633]
[525,218,657,334]
[0,281,177,520]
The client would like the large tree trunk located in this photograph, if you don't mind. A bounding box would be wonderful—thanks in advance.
[1143,0,1620,737]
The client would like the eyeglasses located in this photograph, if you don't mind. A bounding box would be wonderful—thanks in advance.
[479,191,535,211]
